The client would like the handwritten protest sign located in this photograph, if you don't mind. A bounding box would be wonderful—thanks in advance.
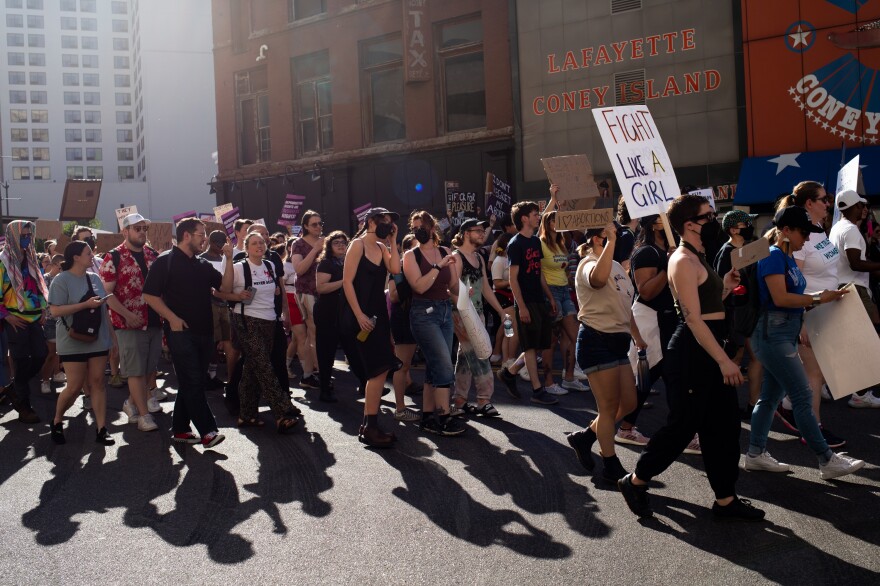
[115,205,138,230]
[730,237,770,270]
[354,203,372,224]
[172,210,198,224]
[592,106,681,219]
[96,233,124,253]
[445,181,476,227]
[834,156,863,225]
[149,222,173,252]
[291,225,302,237]
[221,207,241,244]
[278,194,306,227]
[213,203,233,224]
[540,155,601,203]
[555,208,614,232]
[689,188,716,210]
[35,219,62,241]
[805,284,880,399]
[485,174,512,221]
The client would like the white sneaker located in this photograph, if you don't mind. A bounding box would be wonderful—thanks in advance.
[743,451,791,473]
[561,378,589,392]
[615,427,650,446]
[147,397,162,413]
[518,368,531,382]
[683,434,701,455]
[781,396,793,411]
[847,391,880,408]
[53,372,67,383]
[489,354,502,364]
[137,413,159,432]
[393,409,420,422]
[150,387,169,401]
[820,452,866,480]
[544,384,568,396]
[573,365,588,381]
[821,384,833,401]
[40,380,52,394]
[122,399,139,424]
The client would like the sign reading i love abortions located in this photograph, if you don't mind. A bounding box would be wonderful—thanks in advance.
[592,105,681,219]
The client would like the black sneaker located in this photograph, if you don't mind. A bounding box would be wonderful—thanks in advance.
[712,497,765,521]
[437,415,466,436]
[95,426,115,446]
[50,421,66,445]
[601,455,628,482]
[820,426,846,449]
[618,473,652,518]
[566,428,597,471]
[299,374,320,389]
[530,388,558,406]
[497,367,521,399]
[774,406,799,434]
[206,376,226,391]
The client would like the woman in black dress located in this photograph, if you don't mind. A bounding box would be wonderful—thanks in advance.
[342,208,401,447]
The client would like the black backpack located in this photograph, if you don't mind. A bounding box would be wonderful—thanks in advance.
[732,261,762,338]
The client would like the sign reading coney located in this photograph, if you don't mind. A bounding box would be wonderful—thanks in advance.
[592,105,680,218]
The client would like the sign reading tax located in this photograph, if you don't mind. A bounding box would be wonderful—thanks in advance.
[592,105,681,219]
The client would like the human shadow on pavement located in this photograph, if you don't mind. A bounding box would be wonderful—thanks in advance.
[379,438,573,559]
[638,493,880,584]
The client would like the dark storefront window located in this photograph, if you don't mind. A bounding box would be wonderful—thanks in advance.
[293,51,332,155]
[289,0,325,21]
[437,16,486,133]
[362,36,405,143]
[235,67,271,165]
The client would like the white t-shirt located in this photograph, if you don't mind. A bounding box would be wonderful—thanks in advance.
[204,256,226,275]
[490,255,509,282]
[282,261,296,292]
[232,259,278,321]
[792,226,839,292]
[828,217,869,290]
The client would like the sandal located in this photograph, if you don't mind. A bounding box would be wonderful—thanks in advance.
[237,417,265,428]
[277,416,301,434]
[476,403,501,417]
[461,403,480,415]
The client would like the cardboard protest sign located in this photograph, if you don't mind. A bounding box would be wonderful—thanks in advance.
[56,234,71,252]
[115,205,138,230]
[592,106,681,219]
[354,203,372,224]
[95,233,124,254]
[730,237,770,270]
[445,181,476,227]
[555,209,614,232]
[35,219,62,241]
[213,203,234,224]
[805,284,880,399]
[221,207,241,244]
[689,188,716,210]
[485,174,512,221]
[278,194,305,227]
[540,155,601,203]
[172,210,198,224]
[149,222,174,252]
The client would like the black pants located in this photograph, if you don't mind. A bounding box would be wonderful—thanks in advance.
[623,308,678,425]
[167,331,218,436]
[634,320,741,500]
[314,297,364,392]
[6,320,48,409]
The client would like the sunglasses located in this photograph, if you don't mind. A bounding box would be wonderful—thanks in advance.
[130,225,149,233]
[309,222,324,228]
[688,212,716,224]
[813,196,830,204]
[331,239,347,246]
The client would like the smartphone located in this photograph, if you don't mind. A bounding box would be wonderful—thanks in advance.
[240,286,256,305]
[838,282,854,290]
[99,294,114,303]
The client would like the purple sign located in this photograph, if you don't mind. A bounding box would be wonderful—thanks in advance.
[172,210,198,224]
[221,207,241,245]
[278,194,306,227]
[353,202,372,224]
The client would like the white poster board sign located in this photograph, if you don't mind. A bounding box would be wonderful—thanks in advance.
[804,284,880,399]
[592,105,681,219]
[834,156,862,225]
[689,188,716,210]
[213,203,234,224]
[115,205,138,231]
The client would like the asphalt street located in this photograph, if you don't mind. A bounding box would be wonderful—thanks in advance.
[1,358,878,585]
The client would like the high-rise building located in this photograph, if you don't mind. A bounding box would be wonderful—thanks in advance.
[0,0,217,228]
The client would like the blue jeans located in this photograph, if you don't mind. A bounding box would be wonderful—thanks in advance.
[410,298,454,388]
[166,330,218,436]
[749,311,831,463]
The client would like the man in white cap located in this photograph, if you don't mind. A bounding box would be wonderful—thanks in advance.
[98,213,163,430]
[829,189,880,408]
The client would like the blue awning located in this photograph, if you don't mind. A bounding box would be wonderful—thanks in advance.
[735,146,880,205]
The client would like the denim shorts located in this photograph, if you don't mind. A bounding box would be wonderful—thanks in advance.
[576,323,631,374]
[410,298,454,388]
[549,285,577,321]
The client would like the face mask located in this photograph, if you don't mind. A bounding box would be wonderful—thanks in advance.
[414,227,431,245]
[374,222,393,240]
[699,219,721,250]
[19,234,31,250]
[739,225,755,240]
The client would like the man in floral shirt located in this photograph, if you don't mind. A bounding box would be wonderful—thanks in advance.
[99,213,162,432]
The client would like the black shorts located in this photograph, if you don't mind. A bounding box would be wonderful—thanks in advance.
[60,350,109,363]
[516,301,552,351]
[390,304,415,345]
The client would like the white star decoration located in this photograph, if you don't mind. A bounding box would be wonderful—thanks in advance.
[806,111,815,121]
[790,25,812,48]
[821,121,829,130]
[788,87,797,96]
[767,153,801,175]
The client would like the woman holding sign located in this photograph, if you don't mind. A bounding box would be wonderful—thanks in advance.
[745,206,863,480]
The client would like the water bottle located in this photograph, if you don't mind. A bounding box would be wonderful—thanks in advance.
[503,315,514,338]
[357,315,377,342]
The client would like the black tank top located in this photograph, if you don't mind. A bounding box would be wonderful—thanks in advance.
[678,241,725,315]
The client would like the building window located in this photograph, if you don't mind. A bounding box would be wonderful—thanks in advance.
[113,38,129,51]
[60,16,77,30]
[8,72,26,85]
[83,74,99,87]
[30,91,47,104]
[114,74,130,87]
[31,109,47,123]
[7,14,23,28]
[118,166,134,180]
[84,111,101,124]
[26,15,43,29]
[86,166,102,179]
[11,148,28,161]
[62,54,79,67]
[61,35,78,49]
[29,72,46,85]
[235,68,271,164]
[81,0,96,12]
[28,53,44,66]
[111,1,127,15]
[292,52,332,154]
[31,148,48,161]
[67,167,83,179]
[436,17,486,133]
[116,111,132,124]
[81,36,97,50]
[117,129,133,142]
[33,166,50,180]
[11,128,28,142]
[81,18,97,31]
[27,0,43,8]
[361,36,405,143]
[114,56,130,69]
[65,129,82,142]
[27,34,44,47]
[63,73,80,86]
[115,93,131,106]
[85,129,101,142]
[7,33,25,47]
[112,19,128,33]
[60,0,75,9]
[67,148,83,161]
[64,110,81,123]
[13,167,30,181]
[6,0,23,8]
[10,110,27,123]
[289,0,325,21]
[117,147,134,161]
[86,148,102,161]
[8,53,25,66]
[64,92,81,105]
[9,90,27,104]
[82,55,99,68]
[83,92,100,106]
[31,128,48,142]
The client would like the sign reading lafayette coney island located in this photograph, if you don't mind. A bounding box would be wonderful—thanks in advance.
[404,0,430,82]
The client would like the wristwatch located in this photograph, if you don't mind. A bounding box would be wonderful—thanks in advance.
[811,293,822,307]
[431,264,441,271]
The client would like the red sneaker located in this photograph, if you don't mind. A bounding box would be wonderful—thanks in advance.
[172,432,200,445]
[201,432,225,449]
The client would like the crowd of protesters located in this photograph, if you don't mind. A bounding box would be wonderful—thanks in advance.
[0,179,876,523]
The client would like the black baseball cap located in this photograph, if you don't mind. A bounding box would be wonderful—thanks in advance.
[364,207,400,221]
[458,218,489,234]
[774,206,823,233]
